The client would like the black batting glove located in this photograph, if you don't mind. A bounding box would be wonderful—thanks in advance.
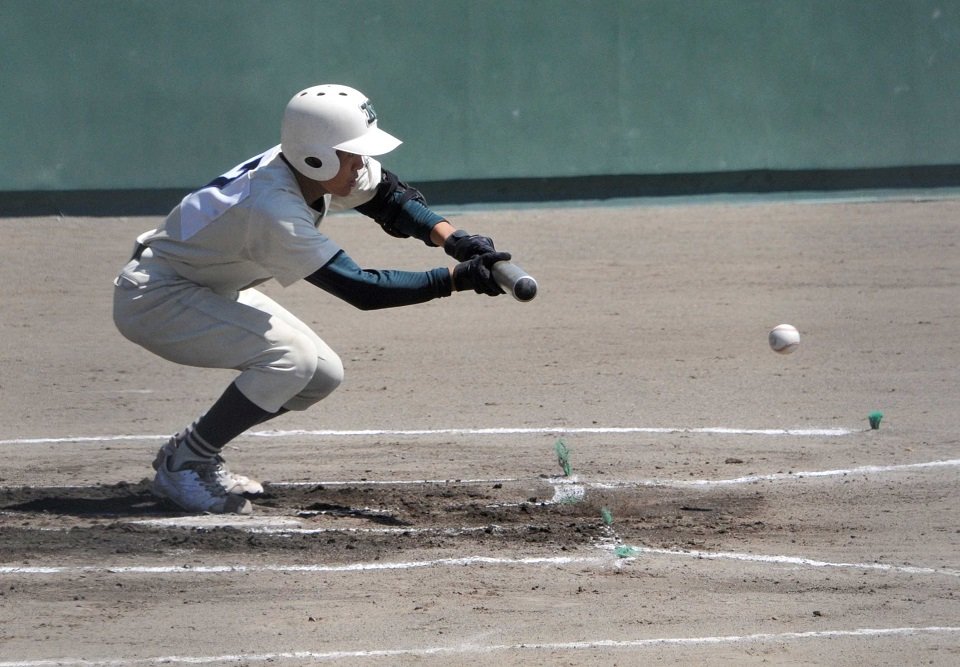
[452,251,512,296]
[444,229,497,262]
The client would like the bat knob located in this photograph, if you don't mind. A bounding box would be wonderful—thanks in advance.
[492,260,538,302]
[512,276,538,302]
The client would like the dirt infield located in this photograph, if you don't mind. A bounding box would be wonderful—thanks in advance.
[1,196,959,665]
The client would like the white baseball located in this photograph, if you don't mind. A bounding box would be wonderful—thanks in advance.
[769,324,800,354]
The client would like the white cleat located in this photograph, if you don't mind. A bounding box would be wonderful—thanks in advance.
[152,459,253,515]
[152,438,264,496]
[212,455,265,496]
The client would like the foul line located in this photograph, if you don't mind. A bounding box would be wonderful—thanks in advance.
[0,425,854,446]
[248,426,855,437]
[0,627,957,666]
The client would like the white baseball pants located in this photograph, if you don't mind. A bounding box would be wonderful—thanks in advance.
[113,253,343,413]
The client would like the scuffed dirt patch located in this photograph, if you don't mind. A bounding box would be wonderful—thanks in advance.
[0,479,767,563]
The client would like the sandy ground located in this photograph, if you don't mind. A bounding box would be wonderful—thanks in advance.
[0,196,958,665]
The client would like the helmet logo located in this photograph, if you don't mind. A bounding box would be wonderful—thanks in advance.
[360,101,377,127]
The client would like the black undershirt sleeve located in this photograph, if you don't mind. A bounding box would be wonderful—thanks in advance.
[304,250,453,310]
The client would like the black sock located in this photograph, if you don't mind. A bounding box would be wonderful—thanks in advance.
[180,382,279,458]
[254,406,289,427]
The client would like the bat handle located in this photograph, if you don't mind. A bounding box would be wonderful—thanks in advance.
[492,261,538,302]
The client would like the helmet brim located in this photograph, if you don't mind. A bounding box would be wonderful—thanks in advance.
[334,126,402,157]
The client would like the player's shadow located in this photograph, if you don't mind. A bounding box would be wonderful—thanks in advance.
[1,484,414,524]
[0,480,167,516]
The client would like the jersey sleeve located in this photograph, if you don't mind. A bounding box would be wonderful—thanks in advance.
[245,193,344,287]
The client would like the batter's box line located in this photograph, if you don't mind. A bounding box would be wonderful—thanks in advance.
[129,516,512,538]
[1,458,954,494]
[274,458,960,492]
[0,555,617,576]
[600,542,960,579]
[585,458,960,488]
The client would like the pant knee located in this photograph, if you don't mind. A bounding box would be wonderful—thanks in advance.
[283,352,344,411]
[234,333,331,413]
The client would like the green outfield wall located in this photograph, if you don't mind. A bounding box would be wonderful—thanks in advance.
[2,0,959,211]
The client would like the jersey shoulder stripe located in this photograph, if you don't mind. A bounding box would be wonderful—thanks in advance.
[176,147,281,241]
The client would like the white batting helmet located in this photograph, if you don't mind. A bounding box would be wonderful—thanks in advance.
[281,84,402,181]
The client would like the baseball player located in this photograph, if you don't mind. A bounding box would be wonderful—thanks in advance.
[113,84,511,514]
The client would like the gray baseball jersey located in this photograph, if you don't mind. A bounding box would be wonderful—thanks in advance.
[113,147,384,412]
[133,145,382,294]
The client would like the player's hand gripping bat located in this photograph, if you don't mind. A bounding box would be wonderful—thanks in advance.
[444,231,537,301]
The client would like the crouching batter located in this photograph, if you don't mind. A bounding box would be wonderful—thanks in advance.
[113,84,511,514]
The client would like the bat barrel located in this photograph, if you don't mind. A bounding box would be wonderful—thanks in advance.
[492,261,538,302]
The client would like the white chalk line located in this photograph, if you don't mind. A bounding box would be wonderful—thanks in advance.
[0,554,609,576]
[0,513,506,538]
[130,515,509,538]
[280,458,960,491]
[0,626,957,666]
[250,426,856,437]
[3,538,958,579]
[1,457,952,494]
[278,476,520,487]
[603,544,960,579]
[587,458,960,488]
[0,425,854,446]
